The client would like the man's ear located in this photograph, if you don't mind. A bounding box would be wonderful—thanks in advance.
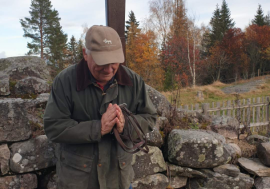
[82,48,88,61]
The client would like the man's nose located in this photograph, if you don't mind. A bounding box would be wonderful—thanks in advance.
[103,64,113,73]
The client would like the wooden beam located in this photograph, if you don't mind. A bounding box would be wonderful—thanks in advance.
[106,0,126,65]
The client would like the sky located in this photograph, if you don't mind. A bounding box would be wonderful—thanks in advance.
[0,0,270,58]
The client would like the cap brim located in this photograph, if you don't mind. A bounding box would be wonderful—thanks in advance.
[90,48,124,65]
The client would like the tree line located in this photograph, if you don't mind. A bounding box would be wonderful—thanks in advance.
[21,0,270,91]
[125,0,270,91]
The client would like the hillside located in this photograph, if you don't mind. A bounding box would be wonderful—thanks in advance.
[161,75,270,107]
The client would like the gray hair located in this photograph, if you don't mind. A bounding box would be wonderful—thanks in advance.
[85,47,91,55]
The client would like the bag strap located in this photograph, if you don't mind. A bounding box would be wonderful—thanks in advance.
[113,103,149,154]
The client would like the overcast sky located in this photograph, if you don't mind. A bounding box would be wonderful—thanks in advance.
[0,0,270,58]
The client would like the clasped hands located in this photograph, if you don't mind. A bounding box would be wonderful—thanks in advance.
[101,103,125,136]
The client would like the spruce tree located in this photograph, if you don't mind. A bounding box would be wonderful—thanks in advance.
[125,11,140,67]
[209,5,222,45]
[219,0,235,37]
[68,35,78,64]
[252,4,266,26]
[76,40,84,62]
[20,0,67,60]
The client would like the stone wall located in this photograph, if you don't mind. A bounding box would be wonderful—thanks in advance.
[1,56,270,189]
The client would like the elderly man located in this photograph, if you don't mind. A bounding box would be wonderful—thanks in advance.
[44,25,157,189]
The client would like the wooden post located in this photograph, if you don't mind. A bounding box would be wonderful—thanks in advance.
[232,100,235,118]
[222,101,225,116]
[106,0,126,65]
[227,100,231,117]
[212,102,215,116]
[247,98,251,128]
[237,100,241,123]
[195,104,199,111]
[257,97,260,123]
[242,99,246,123]
[217,102,220,116]
[253,98,256,124]
[184,105,189,110]
[202,103,209,116]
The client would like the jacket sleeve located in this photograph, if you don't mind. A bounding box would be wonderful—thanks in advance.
[43,76,101,144]
[123,78,157,140]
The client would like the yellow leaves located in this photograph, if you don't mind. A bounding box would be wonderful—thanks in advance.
[126,29,164,90]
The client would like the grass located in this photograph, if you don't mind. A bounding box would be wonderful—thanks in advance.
[161,76,270,108]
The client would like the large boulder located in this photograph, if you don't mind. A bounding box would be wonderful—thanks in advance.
[0,56,51,96]
[0,173,37,189]
[246,135,269,145]
[188,169,254,189]
[238,158,270,177]
[257,142,270,166]
[132,173,169,189]
[0,144,10,175]
[132,146,166,179]
[0,98,31,142]
[167,129,231,168]
[255,177,270,189]
[10,135,56,173]
[145,84,171,117]
[0,74,10,95]
[146,127,163,147]
[210,116,239,139]
[170,176,187,189]
[15,76,50,95]
[0,56,51,81]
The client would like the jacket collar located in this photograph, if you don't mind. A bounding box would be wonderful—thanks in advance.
[76,59,133,92]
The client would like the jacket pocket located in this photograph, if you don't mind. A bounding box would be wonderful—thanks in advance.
[57,150,93,189]
[118,155,134,189]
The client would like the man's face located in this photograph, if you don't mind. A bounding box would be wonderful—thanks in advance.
[83,49,120,85]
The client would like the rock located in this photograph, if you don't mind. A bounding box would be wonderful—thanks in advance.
[0,173,37,189]
[132,146,166,179]
[257,142,270,166]
[238,158,270,177]
[146,127,163,147]
[246,135,269,145]
[170,176,187,189]
[146,84,171,117]
[228,143,242,158]
[255,177,270,189]
[10,135,56,173]
[47,172,57,189]
[0,98,31,142]
[15,76,50,95]
[211,116,239,139]
[167,163,206,178]
[167,129,231,168]
[0,144,10,175]
[0,56,51,81]
[213,164,240,177]
[132,173,169,189]
[155,117,168,131]
[0,74,10,95]
[188,169,254,189]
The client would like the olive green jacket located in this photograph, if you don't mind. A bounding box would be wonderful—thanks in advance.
[44,59,157,189]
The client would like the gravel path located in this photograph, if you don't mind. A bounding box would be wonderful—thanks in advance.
[221,79,266,94]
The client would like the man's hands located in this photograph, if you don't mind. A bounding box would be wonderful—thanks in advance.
[101,103,125,136]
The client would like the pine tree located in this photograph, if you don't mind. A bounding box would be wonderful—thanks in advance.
[68,35,78,64]
[209,4,222,45]
[219,0,235,37]
[252,4,266,26]
[46,13,67,69]
[125,11,140,67]
[20,0,66,60]
[77,39,84,62]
